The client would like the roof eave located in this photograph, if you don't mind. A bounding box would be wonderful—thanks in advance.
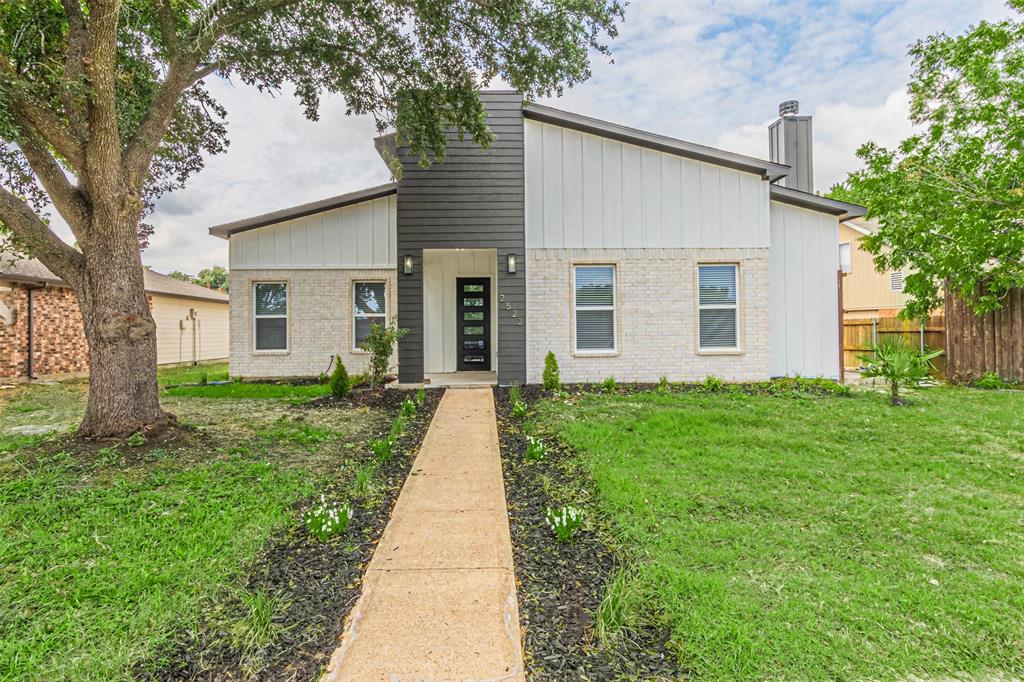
[770,185,866,220]
[208,182,398,239]
[522,103,790,181]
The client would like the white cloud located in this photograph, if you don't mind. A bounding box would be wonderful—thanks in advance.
[134,0,1014,272]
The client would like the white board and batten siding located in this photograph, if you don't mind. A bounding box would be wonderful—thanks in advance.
[769,201,840,379]
[229,195,397,269]
[524,119,770,249]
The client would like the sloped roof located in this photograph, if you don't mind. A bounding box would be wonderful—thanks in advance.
[769,185,866,220]
[0,257,228,303]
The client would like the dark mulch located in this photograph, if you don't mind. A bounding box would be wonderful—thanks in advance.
[141,388,444,682]
[494,389,683,681]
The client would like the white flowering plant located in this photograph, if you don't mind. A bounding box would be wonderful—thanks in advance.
[525,435,546,462]
[304,496,353,541]
[401,398,417,418]
[546,505,584,543]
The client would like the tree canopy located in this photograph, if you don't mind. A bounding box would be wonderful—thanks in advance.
[0,0,622,437]
[829,1,1024,318]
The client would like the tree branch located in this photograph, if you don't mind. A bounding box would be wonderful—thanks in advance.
[60,0,89,136]
[154,0,179,57]
[0,63,86,171]
[81,0,125,198]
[0,183,84,283]
[16,129,90,243]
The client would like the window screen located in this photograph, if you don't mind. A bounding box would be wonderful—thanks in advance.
[254,282,287,351]
[354,282,387,349]
[698,265,738,349]
[574,266,615,351]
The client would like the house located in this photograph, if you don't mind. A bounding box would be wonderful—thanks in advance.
[839,218,912,319]
[0,258,229,381]
[210,93,863,385]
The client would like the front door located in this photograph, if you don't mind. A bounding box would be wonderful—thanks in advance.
[457,277,491,371]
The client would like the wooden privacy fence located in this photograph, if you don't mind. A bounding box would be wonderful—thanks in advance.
[945,287,1024,383]
[843,316,947,378]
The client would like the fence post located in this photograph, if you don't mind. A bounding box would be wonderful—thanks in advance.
[872,318,878,354]
[920,321,925,353]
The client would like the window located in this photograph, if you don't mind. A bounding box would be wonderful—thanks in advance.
[890,271,905,292]
[698,265,738,350]
[253,282,287,351]
[354,281,386,349]
[574,265,615,352]
[839,242,852,273]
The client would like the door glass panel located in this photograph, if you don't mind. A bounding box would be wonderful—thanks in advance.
[463,340,485,350]
[463,284,484,293]
[463,355,485,363]
[464,326,484,335]
[463,297,484,307]
[464,311,484,321]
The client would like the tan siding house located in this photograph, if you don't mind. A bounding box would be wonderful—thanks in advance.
[0,258,229,381]
[839,219,911,320]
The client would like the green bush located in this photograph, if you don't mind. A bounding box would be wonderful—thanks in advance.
[859,338,943,405]
[974,372,1010,390]
[401,398,416,417]
[329,358,351,398]
[600,376,617,394]
[703,375,725,392]
[360,322,408,389]
[657,376,670,393]
[542,351,561,391]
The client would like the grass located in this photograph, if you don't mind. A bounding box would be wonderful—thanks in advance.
[537,385,1024,679]
[0,375,386,680]
[162,382,329,401]
[157,361,229,386]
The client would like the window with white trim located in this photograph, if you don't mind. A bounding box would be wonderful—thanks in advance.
[354,281,387,350]
[574,265,615,352]
[839,242,852,273]
[698,264,738,350]
[253,282,287,351]
[890,271,905,292]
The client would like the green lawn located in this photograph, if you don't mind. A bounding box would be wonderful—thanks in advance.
[157,361,230,386]
[537,385,1024,679]
[0,377,385,680]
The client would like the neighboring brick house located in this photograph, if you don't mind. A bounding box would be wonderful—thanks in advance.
[208,93,863,385]
[0,258,230,381]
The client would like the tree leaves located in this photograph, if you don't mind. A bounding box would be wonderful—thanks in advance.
[829,4,1024,317]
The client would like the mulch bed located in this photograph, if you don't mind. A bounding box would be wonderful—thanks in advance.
[495,388,682,681]
[142,388,444,682]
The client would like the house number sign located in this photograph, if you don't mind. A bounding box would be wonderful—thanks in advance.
[499,294,524,326]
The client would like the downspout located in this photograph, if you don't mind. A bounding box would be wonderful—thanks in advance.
[25,283,46,380]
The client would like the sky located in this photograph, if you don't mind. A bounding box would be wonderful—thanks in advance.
[125,0,1012,275]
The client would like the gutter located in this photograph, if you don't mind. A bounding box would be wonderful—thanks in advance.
[24,282,46,380]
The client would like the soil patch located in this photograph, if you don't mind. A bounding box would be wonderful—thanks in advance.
[141,388,444,681]
[495,388,682,680]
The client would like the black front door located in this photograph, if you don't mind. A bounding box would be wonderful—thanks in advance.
[457,277,491,371]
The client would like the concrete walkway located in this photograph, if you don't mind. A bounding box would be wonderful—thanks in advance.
[322,388,525,682]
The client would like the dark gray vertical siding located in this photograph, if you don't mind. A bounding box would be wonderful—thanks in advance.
[768,115,814,193]
[396,92,526,384]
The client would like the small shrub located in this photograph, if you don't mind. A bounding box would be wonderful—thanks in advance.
[542,351,561,391]
[859,338,943,405]
[546,505,584,543]
[198,372,208,386]
[703,375,725,392]
[371,436,394,463]
[508,384,522,405]
[511,399,528,418]
[975,372,1010,390]
[329,359,351,398]
[304,496,353,541]
[415,387,426,405]
[401,397,416,418]
[768,376,851,397]
[657,376,669,393]
[350,463,376,498]
[525,435,547,462]
[360,322,408,389]
[601,376,617,394]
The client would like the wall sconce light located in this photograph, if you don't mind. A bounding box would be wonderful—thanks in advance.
[506,253,517,274]
[402,255,414,275]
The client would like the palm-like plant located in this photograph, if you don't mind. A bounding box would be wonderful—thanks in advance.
[859,338,943,405]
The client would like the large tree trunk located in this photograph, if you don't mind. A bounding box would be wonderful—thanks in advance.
[75,215,173,439]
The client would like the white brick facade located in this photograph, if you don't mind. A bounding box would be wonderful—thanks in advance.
[525,248,770,384]
[230,268,397,378]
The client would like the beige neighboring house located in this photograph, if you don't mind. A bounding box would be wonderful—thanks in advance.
[839,219,911,320]
[0,257,229,381]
